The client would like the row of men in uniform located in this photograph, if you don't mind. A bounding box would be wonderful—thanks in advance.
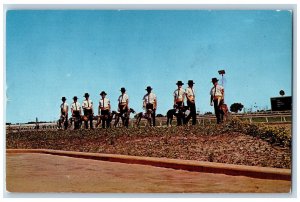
[59,77,225,129]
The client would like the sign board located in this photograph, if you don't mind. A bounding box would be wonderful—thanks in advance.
[270,96,292,111]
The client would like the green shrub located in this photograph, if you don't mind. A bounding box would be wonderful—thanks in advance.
[224,117,291,147]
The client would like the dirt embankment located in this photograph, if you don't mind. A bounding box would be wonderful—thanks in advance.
[6,122,291,169]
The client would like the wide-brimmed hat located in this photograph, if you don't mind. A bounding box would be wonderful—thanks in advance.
[61,97,66,101]
[83,93,89,97]
[188,80,195,85]
[176,81,184,85]
[73,96,78,100]
[212,78,219,83]
[145,86,152,91]
[120,87,126,92]
[100,91,107,96]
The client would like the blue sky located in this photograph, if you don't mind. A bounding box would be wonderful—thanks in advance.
[6,10,292,123]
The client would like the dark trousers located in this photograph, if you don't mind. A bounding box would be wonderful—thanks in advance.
[146,103,156,126]
[72,111,81,129]
[213,100,223,124]
[119,105,129,128]
[175,101,184,126]
[61,112,68,130]
[101,110,110,129]
[185,100,196,125]
[84,109,93,129]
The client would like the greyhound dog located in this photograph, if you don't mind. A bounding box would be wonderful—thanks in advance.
[135,108,154,127]
[113,108,136,127]
[57,114,73,130]
[219,100,229,122]
[95,111,118,128]
[166,106,190,126]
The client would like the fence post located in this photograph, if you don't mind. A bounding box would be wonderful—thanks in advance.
[265,117,268,123]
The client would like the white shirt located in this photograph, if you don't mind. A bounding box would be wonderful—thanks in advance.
[173,88,185,101]
[60,102,68,113]
[185,87,195,99]
[143,92,157,104]
[82,99,93,110]
[118,93,129,104]
[99,97,110,109]
[71,102,81,111]
[210,84,224,97]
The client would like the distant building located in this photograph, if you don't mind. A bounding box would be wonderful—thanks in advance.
[270,96,292,111]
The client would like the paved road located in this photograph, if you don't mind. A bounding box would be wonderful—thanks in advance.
[6,153,290,193]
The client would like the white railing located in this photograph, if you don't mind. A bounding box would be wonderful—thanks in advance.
[6,111,292,132]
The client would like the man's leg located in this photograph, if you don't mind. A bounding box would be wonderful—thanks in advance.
[64,116,68,130]
[73,116,77,129]
[177,110,182,126]
[176,102,183,126]
[184,102,192,125]
[76,115,80,129]
[89,114,94,129]
[106,118,110,128]
[191,104,197,125]
[84,120,88,129]
[152,110,156,127]
[214,100,221,124]
[102,116,105,128]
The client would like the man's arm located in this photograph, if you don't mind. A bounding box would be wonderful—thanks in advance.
[71,105,73,115]
[222,88,225,100]
[91,102,94,114]
[108,100,111,111]
[186,89,194,103]
[125,97,129,110]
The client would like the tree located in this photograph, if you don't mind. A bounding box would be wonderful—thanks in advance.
[156,114,164,117]
[230,103,244,113]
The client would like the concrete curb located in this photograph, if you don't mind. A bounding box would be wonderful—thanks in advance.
[6,149,291,181]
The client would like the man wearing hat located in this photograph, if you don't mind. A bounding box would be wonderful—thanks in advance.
[82,93,94,129]
[143,86,157,126]
[185,80,197,125]
[173,81,185,126]
[210,78,224,124]
[118,87,130,127]
[99,91,111,129]
[71,96,82,129]
[60,97,69,129]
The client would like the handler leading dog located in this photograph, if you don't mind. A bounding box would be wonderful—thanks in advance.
[173,81,186,126]
[71,96,82,129]
[82,93,94,129]
[118,87,130,128]
[210,78,225,124]
[143,86,157,126]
